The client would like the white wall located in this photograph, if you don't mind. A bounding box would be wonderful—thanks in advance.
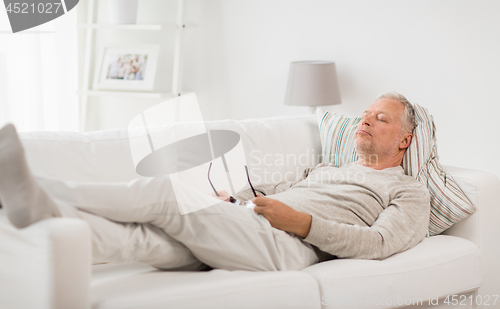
[82,0,500,178]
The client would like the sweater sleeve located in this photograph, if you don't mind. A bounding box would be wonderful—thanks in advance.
[302,183,431,260]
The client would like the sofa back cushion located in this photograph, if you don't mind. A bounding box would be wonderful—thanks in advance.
[19,115,321,185]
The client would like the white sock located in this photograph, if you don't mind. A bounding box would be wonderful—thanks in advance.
[0,123,61,228]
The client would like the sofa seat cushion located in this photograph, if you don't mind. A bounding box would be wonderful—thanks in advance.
[91,262,321,309]
[302,235,481,309]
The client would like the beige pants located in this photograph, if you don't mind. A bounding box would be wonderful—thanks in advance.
[35,176,319,272]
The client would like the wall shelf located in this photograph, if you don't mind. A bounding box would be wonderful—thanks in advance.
[77,90,193,99]
[77,90,170,99]
[77,0,188,132]
[76,23,169,30]
[76,23,195,30]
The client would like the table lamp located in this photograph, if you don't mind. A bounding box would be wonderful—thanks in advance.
[284,61,341,113]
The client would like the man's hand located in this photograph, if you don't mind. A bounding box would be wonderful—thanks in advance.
[252,196,312,238]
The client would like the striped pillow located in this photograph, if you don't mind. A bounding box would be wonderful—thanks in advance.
[317,106,475,235]
[317,112,360,166]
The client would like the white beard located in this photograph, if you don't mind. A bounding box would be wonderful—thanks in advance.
[354,136,401,159]
[354,137,374,154]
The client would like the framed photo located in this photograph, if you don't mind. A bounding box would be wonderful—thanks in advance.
[93,45,159,91]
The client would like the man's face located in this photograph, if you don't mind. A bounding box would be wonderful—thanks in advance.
[354,98,405,157]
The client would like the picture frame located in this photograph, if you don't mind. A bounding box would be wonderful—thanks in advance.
[93,45,159,91]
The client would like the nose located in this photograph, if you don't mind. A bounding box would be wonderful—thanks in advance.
[361,113,373,127]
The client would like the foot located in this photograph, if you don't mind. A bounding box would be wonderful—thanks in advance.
[0,123,61,228]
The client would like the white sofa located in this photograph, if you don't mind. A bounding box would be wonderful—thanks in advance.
[1,114,499,309]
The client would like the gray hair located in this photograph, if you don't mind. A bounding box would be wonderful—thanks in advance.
[376,91,417,133]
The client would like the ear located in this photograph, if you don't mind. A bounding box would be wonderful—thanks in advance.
[399,133,413,150]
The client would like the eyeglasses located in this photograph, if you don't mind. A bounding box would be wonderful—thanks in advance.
[208,162,257,201]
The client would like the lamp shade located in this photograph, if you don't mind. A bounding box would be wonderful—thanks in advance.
[284,61,341,107]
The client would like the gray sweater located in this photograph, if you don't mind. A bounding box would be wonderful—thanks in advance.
[235,162,430,261]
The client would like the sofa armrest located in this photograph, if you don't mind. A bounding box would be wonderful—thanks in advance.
[442,165,500,303]
[0,212,91,309]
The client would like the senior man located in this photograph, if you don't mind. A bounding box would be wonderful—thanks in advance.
[0,91,430,272]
